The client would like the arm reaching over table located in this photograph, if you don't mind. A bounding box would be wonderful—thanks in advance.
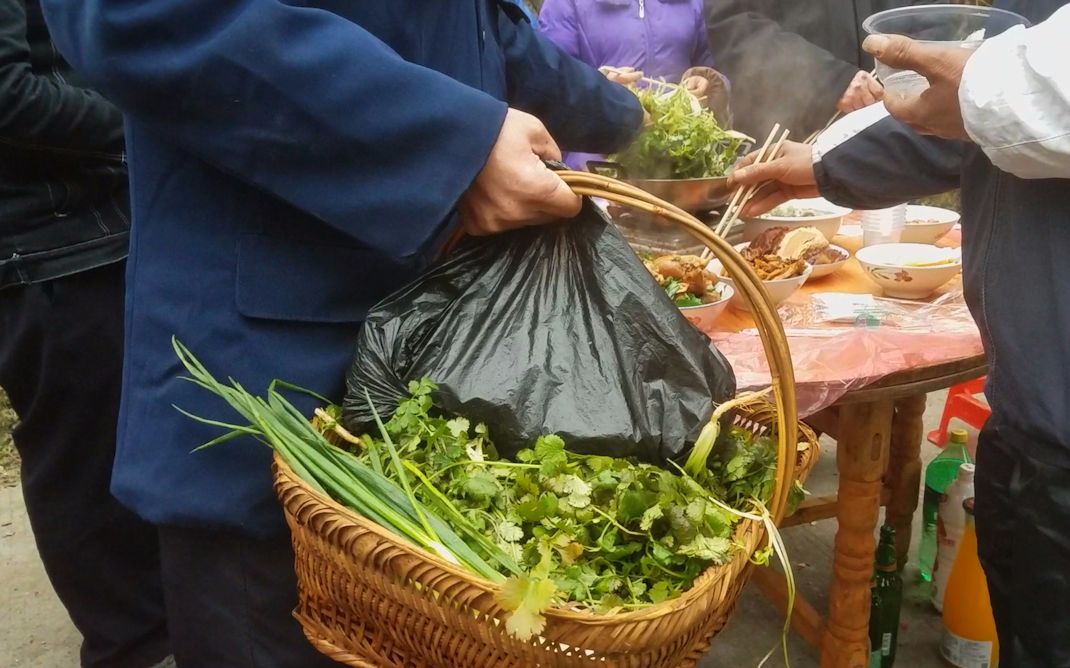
[729,104,966,215]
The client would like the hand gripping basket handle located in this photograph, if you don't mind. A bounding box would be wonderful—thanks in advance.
[558,169,799,523]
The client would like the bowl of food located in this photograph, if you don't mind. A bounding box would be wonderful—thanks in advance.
[708,245,812,313]
[855,243,962,299]
[901,204,960,244]
[742,198,852,244]
[596,87,751,213]
[863,5,1030,97]
[644,254,733,329]
[745,225,850,279]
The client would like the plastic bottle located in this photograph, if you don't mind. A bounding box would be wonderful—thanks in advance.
[941,498,999,668]
[918,428,972,581]
[932,463,976,611]
[869,525,903,668]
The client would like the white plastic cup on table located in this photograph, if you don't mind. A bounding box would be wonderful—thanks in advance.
[861,204,907,247]
[862,5,1031,98]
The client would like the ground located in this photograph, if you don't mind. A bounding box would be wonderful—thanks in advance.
[0,390,972,666]
[1,389,18,488]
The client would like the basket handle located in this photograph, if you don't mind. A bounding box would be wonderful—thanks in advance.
[558,170,798,523]
[439,170,798,522]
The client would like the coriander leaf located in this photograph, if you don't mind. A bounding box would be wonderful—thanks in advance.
[640,504,664,532]
[461,471,500,502]
[446,417,470,438]
[497,520,524,543]
[648,581,672,604]
[618,490,657,523]
[535,434,568,477]
[679,535,733,563]
[498,574,557,641]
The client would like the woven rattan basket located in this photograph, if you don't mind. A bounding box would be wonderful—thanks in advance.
[273,173,816,667]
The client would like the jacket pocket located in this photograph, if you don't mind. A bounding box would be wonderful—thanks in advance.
[235,234,406,324]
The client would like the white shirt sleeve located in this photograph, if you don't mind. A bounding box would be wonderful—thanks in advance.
[959,5,1070,180]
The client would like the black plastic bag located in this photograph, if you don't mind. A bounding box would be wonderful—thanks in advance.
[343,202,736,464]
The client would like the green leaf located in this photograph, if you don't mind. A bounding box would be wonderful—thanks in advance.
[648,581,672,604]
[461,471,500,501]
[535,434,568,477]
[498,573,557,641]
[679,535,733,563]
[640,504,664,532]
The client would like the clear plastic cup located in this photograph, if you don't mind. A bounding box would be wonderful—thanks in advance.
[863,5,1031,97]
[861,204,907,247]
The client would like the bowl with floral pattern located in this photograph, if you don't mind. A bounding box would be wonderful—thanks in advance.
[855,243,962,299]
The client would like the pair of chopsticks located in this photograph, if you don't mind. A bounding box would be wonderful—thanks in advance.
[699,123,791,260]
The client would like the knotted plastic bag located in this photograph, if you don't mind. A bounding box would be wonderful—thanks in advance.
[343,202,735,463]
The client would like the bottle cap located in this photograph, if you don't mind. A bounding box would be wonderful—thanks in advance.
[949,428,969,444]
[958,462,976,481]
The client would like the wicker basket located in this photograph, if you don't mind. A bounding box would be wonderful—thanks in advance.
[273,173,815,667]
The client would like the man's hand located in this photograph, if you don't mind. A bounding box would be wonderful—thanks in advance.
[459,109,581,236]
[863,34,973,139]
[599,66,643,86]
[837,70,884,113]
[683,75,710,100]
[727,141,819,216]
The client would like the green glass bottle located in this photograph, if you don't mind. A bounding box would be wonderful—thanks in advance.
[870,524,903,668]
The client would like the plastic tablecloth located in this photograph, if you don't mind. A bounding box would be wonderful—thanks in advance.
[704,224,984,417]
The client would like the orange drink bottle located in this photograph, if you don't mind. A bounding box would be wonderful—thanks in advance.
[940,497,999,668]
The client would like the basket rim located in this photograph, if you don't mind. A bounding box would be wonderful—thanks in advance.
[275,400,818,626]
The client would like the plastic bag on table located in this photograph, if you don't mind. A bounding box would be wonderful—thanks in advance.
[343,202,736,463]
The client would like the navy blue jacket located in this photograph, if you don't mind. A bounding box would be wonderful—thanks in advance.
[40,0,643,536]
[814,0,1070,466]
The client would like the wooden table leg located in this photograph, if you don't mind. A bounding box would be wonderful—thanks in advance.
[821,399,893,668]
[884,394,927,569]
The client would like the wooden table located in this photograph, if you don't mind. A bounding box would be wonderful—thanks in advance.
[715,229,986,668]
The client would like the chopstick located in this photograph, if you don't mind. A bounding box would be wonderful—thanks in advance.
[599,66,682,92]
[804,68,879,146]
[699,124,790,261]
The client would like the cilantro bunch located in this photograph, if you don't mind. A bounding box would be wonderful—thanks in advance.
[346,380,786,639]
[611,87,744,180]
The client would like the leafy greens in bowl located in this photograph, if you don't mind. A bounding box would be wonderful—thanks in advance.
[611,87,745,180]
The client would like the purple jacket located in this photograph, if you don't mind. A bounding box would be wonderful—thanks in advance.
[539,0,716,82]
[540,0,718,170]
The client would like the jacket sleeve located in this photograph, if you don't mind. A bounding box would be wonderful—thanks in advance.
[705,2,857,140]
[39,0,510,259]
[499,6,644,154]
[0,0,123,158]
[959,5,1070,180]
[813,105,965,210]
[537,0,583,60]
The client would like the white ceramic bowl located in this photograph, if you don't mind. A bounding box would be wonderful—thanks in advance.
[678,283,734,331]
[855,243,962,299]
[807,244,851,279]
[901,205,960,244]
[708,253,812,313]
[742,197,852,244]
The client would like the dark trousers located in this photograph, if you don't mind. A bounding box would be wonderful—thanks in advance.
[0,262,170,668]
[157,526,342,667]
[975,420,1070,668]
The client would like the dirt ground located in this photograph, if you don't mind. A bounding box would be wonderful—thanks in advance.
[0,391,967,667]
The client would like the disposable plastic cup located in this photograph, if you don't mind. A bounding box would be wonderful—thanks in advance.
[861,204,907,247]
[863,5,1030,97]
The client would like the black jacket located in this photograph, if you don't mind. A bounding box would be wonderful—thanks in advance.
[0,0,128,290]
[705,0,921,141]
